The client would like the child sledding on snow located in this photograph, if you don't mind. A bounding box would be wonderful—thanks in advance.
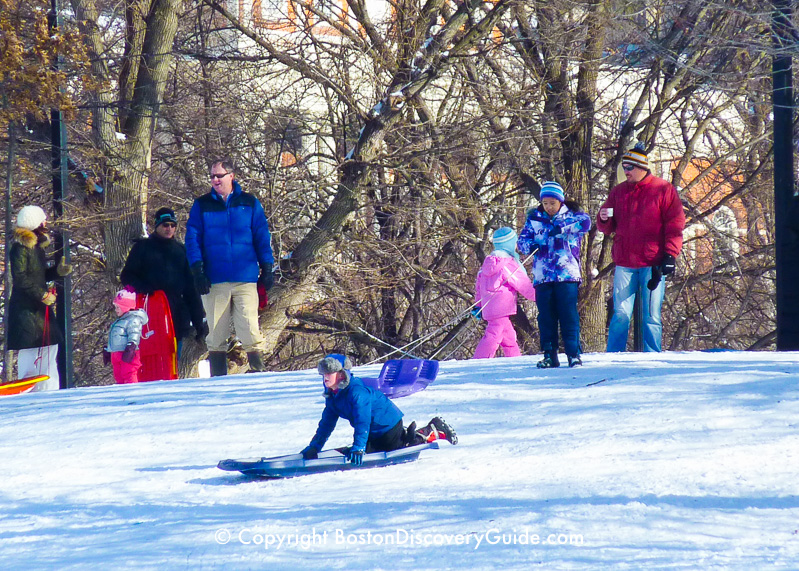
[301,354,457,466]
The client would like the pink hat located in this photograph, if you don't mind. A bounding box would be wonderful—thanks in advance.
[113,289,137,312]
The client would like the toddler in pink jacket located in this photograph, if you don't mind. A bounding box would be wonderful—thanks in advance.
[473,227,536,359]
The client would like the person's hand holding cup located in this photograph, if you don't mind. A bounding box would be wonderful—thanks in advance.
[600,207,614,222]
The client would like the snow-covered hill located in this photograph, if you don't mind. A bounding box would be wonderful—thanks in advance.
[1,351,798,569]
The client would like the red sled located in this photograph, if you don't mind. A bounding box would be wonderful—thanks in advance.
[135,291,178,382]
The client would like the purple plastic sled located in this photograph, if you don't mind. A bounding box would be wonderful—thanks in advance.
[360,359,439,399]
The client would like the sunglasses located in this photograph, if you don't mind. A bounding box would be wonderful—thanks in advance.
[210,172,231,180]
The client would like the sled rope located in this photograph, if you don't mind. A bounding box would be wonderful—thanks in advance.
[34,305,52,376]
[427,248,538,361]
[356,327,420,360]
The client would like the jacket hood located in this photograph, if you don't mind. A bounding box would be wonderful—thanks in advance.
[480,253,516,277]
[13,227,50,249]
[123,308,149,323]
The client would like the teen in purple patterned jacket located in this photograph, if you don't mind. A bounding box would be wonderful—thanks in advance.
[517,182,591,368]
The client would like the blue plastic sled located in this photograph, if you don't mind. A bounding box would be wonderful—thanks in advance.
[360,359,439,399]
[218,441,439,478]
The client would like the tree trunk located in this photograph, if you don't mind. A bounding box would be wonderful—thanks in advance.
[72,0,180,276]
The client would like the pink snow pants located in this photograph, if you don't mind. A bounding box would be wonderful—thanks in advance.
[112,351,142,384]
[473,316,521,359]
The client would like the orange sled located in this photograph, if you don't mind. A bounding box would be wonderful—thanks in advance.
[0,374,50,396]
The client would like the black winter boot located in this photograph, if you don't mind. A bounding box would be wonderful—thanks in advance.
[208,351,227,377]
[246,351,267,373]
[537,346,560,368]
[404,422,418,446]
[567,354,583,368]
[417,417,458,445]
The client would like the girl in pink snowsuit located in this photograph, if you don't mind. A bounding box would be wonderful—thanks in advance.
[106,289,149,384]
[473,227,536,359]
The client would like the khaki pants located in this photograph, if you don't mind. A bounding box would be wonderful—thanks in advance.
[203,282,266,352]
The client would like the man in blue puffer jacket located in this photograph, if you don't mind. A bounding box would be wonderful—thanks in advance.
[301,354,458,466]
[185,159,274,376]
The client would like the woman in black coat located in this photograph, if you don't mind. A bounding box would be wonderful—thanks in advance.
[119,208,207,352]
[7,205,71,390]
[7,206,66,350]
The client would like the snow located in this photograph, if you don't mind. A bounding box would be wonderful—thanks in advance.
[1,351,798,569]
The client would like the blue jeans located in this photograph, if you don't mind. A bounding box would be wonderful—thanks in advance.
[535,281,581,356]
[607,266,666,352]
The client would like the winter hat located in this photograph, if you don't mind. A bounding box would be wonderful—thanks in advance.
[318,353,352,390]
[113,289,137,313]
[318,353,353,375]
[16,205,47,230]
[539,181,565,203]
[491,227,521,262]
[154,207,177,228]
[621,146,649,171]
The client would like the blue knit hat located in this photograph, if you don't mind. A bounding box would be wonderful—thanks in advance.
[491,227,520,262]
[539,181,565,203]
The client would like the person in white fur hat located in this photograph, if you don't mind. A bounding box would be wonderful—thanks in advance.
[7,205,72,390]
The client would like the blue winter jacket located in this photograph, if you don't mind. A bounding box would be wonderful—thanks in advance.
[184,181,274,284]
[518,204,592,286]
[309,375,404,452]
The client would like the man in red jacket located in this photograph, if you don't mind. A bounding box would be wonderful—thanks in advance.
[597,146,685,352]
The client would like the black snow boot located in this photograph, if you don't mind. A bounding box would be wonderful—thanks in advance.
[246,351,267,373]
[567,355,583,368]
[208,351,228,377]
[417,417,458,445]
[404,421,418,446]
[537,346,560,368]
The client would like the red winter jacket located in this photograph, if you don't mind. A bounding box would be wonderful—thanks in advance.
[596,173,685,269]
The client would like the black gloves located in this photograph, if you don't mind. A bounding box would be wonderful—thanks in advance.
[647,265,663,291]
[195,320,209,342]
[301,446,318,460]
[102,349,111,366]
[191,262,211,295]
[649,254,677,290]
[660,254,676,276]
[258,264,274,291]
[122,343,137,363]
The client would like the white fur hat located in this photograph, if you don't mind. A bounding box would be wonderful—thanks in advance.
[16,205,47,230]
